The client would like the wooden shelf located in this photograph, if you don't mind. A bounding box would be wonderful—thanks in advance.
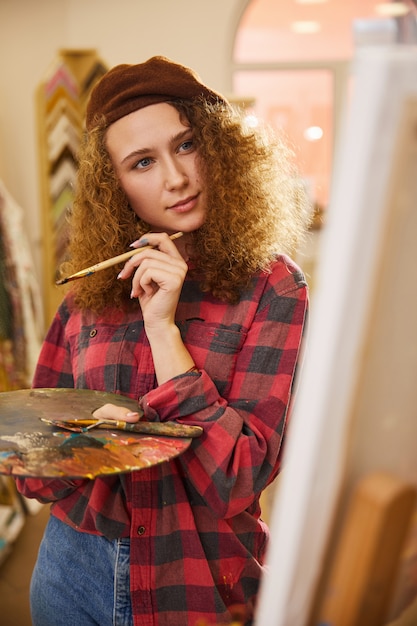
[36,49,107,327]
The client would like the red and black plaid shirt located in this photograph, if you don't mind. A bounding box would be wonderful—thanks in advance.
[17,255,308,626]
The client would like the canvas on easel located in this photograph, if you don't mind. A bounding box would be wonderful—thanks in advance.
[311,87,417,626]
[255,45,417,626]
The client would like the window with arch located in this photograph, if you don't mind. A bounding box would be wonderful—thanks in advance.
[232,0,408,213]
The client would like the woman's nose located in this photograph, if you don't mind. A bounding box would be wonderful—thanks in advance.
[163,159,189,189]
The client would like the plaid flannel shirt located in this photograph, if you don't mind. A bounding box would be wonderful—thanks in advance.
[17,255,308,626]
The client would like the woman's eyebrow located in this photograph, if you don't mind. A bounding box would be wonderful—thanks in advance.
[170,128,193,144]
[121,147,150,165]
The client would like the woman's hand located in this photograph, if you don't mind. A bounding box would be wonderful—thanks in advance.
[117,232,196,384]
[117,232,188,331]
[92,403,141,422]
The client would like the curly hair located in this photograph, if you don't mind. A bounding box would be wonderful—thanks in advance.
[60,99,311,311]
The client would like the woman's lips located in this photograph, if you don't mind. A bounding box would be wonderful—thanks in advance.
[168,195,198,213]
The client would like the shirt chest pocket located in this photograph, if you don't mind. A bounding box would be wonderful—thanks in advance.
[70,323,153,397]
[178,320,247,397]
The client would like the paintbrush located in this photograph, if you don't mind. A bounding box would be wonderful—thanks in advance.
[56,231,184,285]
[40,417,203,438]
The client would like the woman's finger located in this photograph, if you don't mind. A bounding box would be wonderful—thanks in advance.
[92,403,140,423]
[130,259,186,297]
[118,247,186,280]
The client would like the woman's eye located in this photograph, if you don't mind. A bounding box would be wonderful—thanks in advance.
[135,157,152,169]
[179,139,194,153]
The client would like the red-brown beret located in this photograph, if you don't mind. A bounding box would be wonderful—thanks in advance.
[86,55,227,130]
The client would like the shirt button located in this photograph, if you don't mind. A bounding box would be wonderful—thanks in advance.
[89,329,97,337]
[137,525,146,536]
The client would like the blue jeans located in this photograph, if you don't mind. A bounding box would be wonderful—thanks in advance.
[30,515,133,626]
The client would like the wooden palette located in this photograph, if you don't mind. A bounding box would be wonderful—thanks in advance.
[0,388,199,479]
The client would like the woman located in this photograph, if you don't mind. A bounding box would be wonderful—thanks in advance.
[17,56,310,626]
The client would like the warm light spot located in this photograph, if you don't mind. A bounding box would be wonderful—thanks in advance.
[375,2,410,17]
[294,0,329,4]
[244,113,259,128]
[304,126,324,141]
[291,21,321,34]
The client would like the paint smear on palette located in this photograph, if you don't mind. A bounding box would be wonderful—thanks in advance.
[0,431,192,479]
